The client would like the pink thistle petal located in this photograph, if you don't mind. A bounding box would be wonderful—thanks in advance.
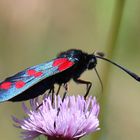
[13,95,100,140]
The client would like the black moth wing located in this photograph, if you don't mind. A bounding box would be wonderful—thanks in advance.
[0,57,75,102]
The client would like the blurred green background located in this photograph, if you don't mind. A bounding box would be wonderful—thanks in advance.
[0,0,140,140]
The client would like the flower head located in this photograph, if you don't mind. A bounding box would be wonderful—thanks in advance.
[13,95,100,140]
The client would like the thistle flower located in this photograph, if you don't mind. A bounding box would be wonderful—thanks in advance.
[13,95,100,140]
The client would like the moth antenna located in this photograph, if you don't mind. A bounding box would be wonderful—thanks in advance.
[94,68,103,93]
[96,56,140,82]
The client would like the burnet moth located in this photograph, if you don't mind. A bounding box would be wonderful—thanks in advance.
[0,49,139,103]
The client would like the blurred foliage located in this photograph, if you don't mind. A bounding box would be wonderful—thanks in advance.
[0,0,140,140]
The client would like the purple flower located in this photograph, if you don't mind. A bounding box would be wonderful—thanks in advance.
[13,95,100,140]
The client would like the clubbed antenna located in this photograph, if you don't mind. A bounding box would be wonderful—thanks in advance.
[96,55,140,82]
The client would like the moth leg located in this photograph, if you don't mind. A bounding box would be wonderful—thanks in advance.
[73,78,92,99]
[62,83,68,102]
[56,84,62,95]
[36,102,42,110]
[47,85,55,97]
[36,86,55,110]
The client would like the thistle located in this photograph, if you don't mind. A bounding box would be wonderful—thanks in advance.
[13,95,100,140]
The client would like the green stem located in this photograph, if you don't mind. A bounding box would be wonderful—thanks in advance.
[98,0,126,140]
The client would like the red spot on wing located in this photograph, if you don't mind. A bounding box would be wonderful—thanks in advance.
[0,82,12,89]
[27,69,43,77]
[53,58,74,71]
[58,61,74,71]
[27,69,36,76]
[34,72,43,77]
[15,81,25,88]
[53,58,69,66]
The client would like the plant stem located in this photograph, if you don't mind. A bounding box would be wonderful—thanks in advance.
[99,0,126,139]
